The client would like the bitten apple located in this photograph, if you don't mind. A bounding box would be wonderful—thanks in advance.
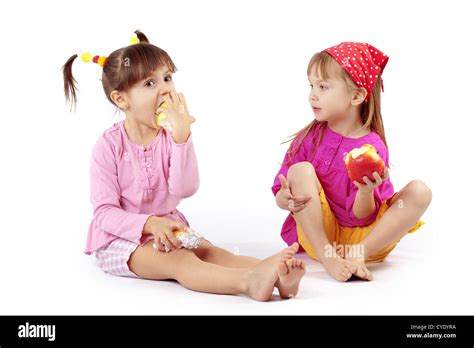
[344,144,385,184]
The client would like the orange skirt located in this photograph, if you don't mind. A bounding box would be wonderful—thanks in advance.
[297,189,424,263]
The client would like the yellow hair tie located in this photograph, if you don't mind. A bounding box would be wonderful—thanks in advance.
[80,52,108,68]
[130,35,140,45]
[98,56,107,67]
[79,32,136,69]
[80,52,92,63]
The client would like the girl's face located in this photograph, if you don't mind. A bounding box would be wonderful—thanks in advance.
[307,66,355,123]
[125,66,176,128]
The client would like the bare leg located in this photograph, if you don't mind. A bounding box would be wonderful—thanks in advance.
[286,162,356,282]
[192,241,261,268]
[128,240,302,301]
[193,241,305,298]
[345,180,432,280]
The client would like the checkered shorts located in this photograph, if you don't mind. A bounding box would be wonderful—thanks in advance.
[94,235,155,278]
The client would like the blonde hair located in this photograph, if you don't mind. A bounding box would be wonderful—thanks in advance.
[284,51,387,164]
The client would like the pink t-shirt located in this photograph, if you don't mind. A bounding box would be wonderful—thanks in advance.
[84,120,199,255]
[271,122,394,247]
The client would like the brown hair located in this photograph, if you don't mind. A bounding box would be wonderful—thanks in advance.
[284,51,387,164]
[62,30,177,111]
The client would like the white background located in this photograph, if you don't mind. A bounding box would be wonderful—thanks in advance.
[0,0,472,314]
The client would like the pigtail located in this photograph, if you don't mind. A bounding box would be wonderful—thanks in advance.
[134,29,150,43]
[63,31,176,111]
[62,54,79,111]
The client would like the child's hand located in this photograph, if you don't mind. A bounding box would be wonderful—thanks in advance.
[145,216,186,252]
[276,174,312,213]
[156,92,195,144]
[353,167,390,194]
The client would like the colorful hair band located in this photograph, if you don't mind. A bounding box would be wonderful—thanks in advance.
[80,34,140,68]
[80,52,107,68]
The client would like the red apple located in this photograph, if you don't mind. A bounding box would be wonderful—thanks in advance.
[344,144,385,184]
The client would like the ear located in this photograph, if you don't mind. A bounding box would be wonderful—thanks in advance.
[110,90,130,110]
[351,87,368,106]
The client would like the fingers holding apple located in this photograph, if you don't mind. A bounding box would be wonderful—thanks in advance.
[372,167,390,183]
[353,170,388,192]
[345,144,389,192]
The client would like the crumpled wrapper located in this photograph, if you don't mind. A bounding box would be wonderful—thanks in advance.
[162,228,204,252]
[175,228,204,249]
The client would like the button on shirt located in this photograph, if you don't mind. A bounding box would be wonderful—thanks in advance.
[84,121,199,254]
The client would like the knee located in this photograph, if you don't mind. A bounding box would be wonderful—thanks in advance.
[287,161,322,192]
[191,241,216,260]
[169,248,201,277]
[192,241,232,262]
[287,161,317,180]
[406,180,432,209]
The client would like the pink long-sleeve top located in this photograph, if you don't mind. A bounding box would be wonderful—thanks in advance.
[84,120,199,255]
[271,122,394,247]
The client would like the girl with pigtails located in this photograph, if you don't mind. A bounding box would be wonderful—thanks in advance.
[63,30,305,301]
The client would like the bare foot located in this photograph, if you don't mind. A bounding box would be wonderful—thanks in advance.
[319,249,357,282]
[243,243,299,302]
[276,258,306,299]
[343,244,373,281]
[344,257,373,281]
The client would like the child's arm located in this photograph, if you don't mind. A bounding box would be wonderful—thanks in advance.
[167,133,200,199]
[346,140,394,224]
[352,167,390,219]
[91,136,152,244]
[157,92,199,198]
[352,184,377,220]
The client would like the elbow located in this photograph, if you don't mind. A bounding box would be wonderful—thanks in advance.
[169,181,200,198]
[93,203,112,218]
[352,206,375,220]
[182,183,200,198]
[271,186,280,197]
[353,210,369,220]
[92,204,114,230]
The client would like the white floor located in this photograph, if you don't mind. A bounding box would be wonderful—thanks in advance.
[2,207,472,316]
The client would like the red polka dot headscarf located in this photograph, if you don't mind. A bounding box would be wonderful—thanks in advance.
[323,42,389,102]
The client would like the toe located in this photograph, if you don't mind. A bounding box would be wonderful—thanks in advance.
[338,269,350,281]
[355,265,367,279]
[277,262,289,277]
[363,266,373,281]
[344,263,356,275]
[290,242,299,252]
[339,273,349,282]
[286,258,296,268]
[345,260,357,273]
